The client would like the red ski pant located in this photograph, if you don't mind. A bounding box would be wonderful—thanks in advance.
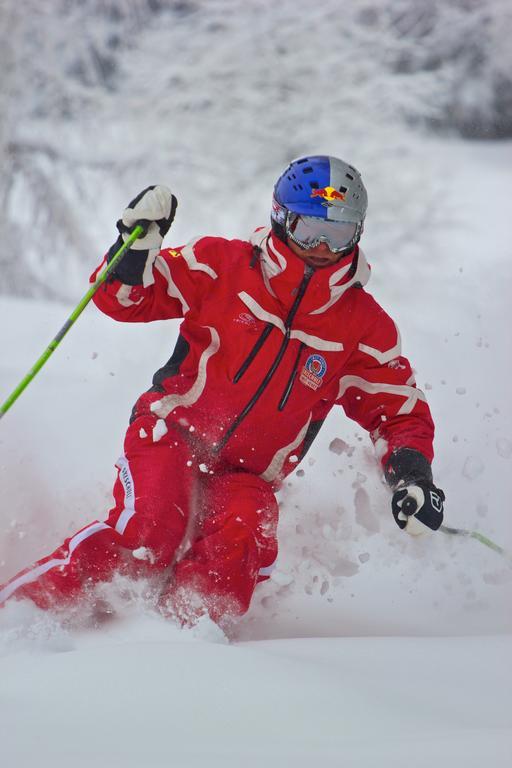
[0,414,279,622]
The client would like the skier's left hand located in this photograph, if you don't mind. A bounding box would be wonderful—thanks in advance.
[391,481,445,535]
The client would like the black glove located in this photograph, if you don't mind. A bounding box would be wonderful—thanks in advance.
[392,481,445,535]
[385,448,444,535]
[107,185,177,286]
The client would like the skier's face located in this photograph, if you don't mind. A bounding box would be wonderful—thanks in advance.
[287,238,344,269]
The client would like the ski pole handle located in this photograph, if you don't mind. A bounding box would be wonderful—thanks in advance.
[0,225,145,420]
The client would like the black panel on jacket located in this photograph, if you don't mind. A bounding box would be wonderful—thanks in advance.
[151,335,191,393]
[298,419,326,461]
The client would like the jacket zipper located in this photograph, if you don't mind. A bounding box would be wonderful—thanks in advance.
[215,265,314,452]
[278,341,305,411]
[233,323,274,383]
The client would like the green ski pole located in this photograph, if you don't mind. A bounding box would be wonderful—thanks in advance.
[0,225,145,420]
[440,524,512,564]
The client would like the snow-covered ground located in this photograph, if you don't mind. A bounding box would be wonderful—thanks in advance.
[2,606,510,768]
[1,2,512,765]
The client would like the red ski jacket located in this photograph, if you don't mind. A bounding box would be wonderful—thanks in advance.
[92,228,434,485]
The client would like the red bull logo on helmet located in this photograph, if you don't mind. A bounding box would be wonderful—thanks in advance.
[310,186,346,202]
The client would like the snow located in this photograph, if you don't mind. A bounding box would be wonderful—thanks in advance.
[152,418,168,442]
[1,2,512,765]
[1,606,510,768]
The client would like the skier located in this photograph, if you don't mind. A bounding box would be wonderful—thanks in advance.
[0,155,445,625]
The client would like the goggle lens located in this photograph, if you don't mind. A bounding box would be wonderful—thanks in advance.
[287,215,358,253]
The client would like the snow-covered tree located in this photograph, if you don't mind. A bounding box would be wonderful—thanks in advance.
[1,0,511,299]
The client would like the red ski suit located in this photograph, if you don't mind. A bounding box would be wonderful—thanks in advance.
[0,229,434,621]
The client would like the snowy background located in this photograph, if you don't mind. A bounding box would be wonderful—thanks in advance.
[1,1,511,765]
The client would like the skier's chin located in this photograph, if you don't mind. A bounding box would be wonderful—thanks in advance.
[286,239,342,269]
[303,256,336,269]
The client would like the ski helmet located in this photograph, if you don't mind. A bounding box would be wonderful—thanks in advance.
[271,155,368,254]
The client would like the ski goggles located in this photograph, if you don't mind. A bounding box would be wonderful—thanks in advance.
[286,214,360,253]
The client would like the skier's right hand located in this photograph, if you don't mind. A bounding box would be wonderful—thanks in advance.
[107,185,177,287]
[118,185,177,252]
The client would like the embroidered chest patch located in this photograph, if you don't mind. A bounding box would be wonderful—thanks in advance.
[300,354,327,391]
[234,312,257,328]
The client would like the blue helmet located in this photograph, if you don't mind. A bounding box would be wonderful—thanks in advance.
[271,155,368,251]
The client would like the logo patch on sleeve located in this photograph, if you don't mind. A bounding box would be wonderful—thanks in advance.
[300,354,327,391]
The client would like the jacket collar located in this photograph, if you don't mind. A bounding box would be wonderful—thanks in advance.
[250,227,370,315]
